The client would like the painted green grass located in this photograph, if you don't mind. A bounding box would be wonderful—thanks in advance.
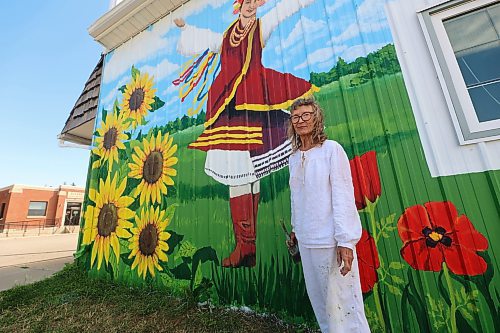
[165,73,500,332]
[79,72,500,332]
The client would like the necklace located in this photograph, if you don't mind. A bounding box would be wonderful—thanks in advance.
[229,17,255,48]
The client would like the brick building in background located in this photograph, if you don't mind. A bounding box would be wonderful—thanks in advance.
[0,185,84,233]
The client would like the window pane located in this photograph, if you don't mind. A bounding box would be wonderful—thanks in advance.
[444,5,498,52]
[489,3,500,33]
[456,40,500,86]
[468,82,500,122]
[28,201,47,216]
[443,2,500,124]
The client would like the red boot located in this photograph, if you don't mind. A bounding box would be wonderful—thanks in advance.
[222,193,259,267]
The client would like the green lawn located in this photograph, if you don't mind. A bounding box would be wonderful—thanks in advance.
[0,263,317,333]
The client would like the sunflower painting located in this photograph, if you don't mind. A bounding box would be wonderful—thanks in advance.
[91,111,130,170]
[128,206,172,278]
[81,174,134,269]
[120,68,157,129]
[128,131,178,205]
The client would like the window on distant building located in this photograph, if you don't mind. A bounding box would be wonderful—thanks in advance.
[28,201,48,217]
[419,0,500,143]
[0,203,5,219]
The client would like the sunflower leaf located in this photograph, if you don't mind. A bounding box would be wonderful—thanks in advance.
[131,65,140,79]
[101,108,108,122]
[113,99,120,114]
[150,96,165,112]
[165,204,178,224]
[165,230,183,255]
[74,243,90,259]
[118,85,126,93]
[191,247,219,291]
[170,262,191,280]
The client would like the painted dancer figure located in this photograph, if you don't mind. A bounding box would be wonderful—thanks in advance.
[174,0,318,267]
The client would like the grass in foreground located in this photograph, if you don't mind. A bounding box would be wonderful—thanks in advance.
[0,263,317,333]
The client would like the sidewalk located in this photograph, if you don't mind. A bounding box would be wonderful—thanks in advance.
[0,233,79,291]
[0,256,74,291]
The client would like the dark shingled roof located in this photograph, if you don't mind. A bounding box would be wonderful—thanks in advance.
[60,55,103,144]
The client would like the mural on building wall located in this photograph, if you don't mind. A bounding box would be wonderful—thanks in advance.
[76,0,500,331]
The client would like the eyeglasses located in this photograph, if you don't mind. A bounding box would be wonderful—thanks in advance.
[290,112,313,124]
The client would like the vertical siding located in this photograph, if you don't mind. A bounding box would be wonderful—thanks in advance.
[78,0,500,331]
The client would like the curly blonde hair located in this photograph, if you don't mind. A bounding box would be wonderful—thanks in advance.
[287,98,328,152]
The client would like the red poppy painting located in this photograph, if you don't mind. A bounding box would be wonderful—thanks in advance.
[398,201,488,276]
[349,151,381,210]
[356,229,380,293]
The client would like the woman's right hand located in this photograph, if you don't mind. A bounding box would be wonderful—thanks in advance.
[173,18,185,28]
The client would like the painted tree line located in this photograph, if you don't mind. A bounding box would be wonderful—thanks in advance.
[310,44,401,87]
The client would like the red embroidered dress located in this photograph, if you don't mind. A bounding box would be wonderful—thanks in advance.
[188,19,317,182]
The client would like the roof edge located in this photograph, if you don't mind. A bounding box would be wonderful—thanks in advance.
[88,0,187,52]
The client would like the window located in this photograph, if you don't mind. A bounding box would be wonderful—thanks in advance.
[419,0,500,143]
[0,203,5,219]
[28,201,48,217]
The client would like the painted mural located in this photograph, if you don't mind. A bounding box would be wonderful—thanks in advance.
[76,0,500,331]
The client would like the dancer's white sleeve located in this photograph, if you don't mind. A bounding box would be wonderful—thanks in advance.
[177,24,223,56]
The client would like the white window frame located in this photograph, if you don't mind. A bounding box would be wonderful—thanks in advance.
[27,201,48,218]
[418,0,500,144]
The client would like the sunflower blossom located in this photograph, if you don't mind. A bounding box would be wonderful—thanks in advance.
[81,174,134,269]
[128,206,171,278]
[91,112,129,170]
[128,131,178,205]
[121,72,156,128]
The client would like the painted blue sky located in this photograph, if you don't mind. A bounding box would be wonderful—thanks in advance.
[0,1,108,188]
[0,0,394,188]
[99,0,394,129]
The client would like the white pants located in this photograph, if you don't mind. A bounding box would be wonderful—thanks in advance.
[299,245,371,333]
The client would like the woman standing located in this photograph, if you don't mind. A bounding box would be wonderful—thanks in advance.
[288,98,370,332]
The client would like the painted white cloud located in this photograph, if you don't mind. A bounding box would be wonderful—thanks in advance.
[293,45,347,71]
[276,16,327,53]
[164,83,180,96]
[326,0,350,15]
[331,0,389,44]
[103,0,230,84]
[103,19,173,84]
[139,59,180,82]
[176,0,226,17]
[339,43,386,62]
[101,76,128,109]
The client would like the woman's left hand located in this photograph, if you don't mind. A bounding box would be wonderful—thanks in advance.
[336,246,354,276]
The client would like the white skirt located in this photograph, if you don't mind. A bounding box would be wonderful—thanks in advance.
[204,140,292,186]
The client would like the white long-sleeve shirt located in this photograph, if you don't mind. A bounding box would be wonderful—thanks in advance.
[176,0,317,56]
[289,140,362,249]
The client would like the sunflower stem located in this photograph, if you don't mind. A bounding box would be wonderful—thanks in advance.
[443,263,458,333]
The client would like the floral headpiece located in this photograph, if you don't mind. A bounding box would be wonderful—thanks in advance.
[232,0,266,14]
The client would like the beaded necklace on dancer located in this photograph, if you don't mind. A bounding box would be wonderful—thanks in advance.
[230,16,256,47]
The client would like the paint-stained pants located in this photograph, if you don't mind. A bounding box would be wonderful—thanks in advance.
[299,245,371,333]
